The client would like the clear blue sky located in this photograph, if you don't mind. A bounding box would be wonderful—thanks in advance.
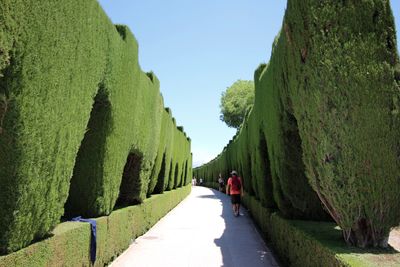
[98,1,400,167]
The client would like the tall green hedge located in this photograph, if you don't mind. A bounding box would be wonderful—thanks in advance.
[255,36,329,220]
[286,0,400,247]
[195,0,400,248]
[0,0,191,254]
[150,110,191,194]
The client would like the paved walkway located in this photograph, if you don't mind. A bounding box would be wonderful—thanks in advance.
[110,186,279,267]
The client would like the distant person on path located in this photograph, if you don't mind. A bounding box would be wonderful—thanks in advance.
[226,170,243,217]
[217,173,225,192]
[199,178,203,186]
[192,177,197,186]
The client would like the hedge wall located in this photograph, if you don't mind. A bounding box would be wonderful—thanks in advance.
[0,185,191,267]
[283,0,400,247]
[0,0,191,255]
[242,194,400,267]
[195,0,399,249]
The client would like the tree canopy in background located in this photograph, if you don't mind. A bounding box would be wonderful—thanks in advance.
[220,80,255,129]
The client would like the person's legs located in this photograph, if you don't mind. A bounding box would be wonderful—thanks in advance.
[236,195,242,216]
[231,195,242,216]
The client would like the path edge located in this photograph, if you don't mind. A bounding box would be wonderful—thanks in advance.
[0,185,191,267]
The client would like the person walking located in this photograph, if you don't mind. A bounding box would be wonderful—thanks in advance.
[217,173,225,192]
[226,170,243,217]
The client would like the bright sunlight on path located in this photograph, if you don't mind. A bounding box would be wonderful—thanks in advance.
[110,186,279,267]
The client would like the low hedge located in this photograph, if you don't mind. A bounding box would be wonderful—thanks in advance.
[242,194,400,267]
[0,185,191,267]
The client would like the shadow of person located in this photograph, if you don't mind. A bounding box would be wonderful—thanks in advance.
[213,189,274,267]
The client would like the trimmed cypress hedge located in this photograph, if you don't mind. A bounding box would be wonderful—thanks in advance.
[284,0,400,247]
[195,0,400,249]
[0,185,191,267]
[0,0,191,254]
[242,194,400,267]
[255,35,329,220]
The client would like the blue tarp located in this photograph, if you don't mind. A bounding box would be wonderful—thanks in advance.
[71,216,97,263]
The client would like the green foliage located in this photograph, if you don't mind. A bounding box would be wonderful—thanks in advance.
[256,35,328,220]
[395,63,400,83]
[147,108,169,196]
[246,112,276,208]
[64,86,112,217]
[153,108,176,194]
[0,186,191,267]
[0,1,16,79]
[0,0,191,253]
[284,0,400,247]
[220,80,254,129]
[242,194,400,267]
[0,0,109,253]
[161,124,192,191]
[196,0,400,248]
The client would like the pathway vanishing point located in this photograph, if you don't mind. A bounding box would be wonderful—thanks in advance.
[110,186,280,267]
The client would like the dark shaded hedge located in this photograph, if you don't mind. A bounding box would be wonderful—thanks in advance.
[195,0,400,248]
[0,185,191,267]
[255,36,328,220]
[0,0,191,254]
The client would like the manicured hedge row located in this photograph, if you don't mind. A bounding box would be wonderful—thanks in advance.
[0,185,191,267]
[283,0,400,247]
[0,0,192,254]
[242,194,400,267]
[195,0,400,249]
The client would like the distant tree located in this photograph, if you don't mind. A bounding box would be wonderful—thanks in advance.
[220,80,254,129]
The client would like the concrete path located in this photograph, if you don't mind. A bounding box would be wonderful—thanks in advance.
[109,186,280,267]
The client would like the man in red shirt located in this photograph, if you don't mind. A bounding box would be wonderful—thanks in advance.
[226,170,244,217]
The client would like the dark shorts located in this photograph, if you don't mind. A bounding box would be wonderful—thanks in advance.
[231,194,241,204]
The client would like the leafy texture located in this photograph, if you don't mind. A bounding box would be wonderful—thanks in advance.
[0,0,192,254]
[0,186,191,267]
[242,195,400,267]
[196,0,400,248]
[220,80,254,129]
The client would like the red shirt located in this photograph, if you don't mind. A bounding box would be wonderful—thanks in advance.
[227,176,242,195]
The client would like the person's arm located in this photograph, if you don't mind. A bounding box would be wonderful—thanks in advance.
[226,178,230,195]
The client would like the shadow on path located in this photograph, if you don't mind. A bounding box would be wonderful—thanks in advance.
[207,188,279,267]
[110,186,278,267]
